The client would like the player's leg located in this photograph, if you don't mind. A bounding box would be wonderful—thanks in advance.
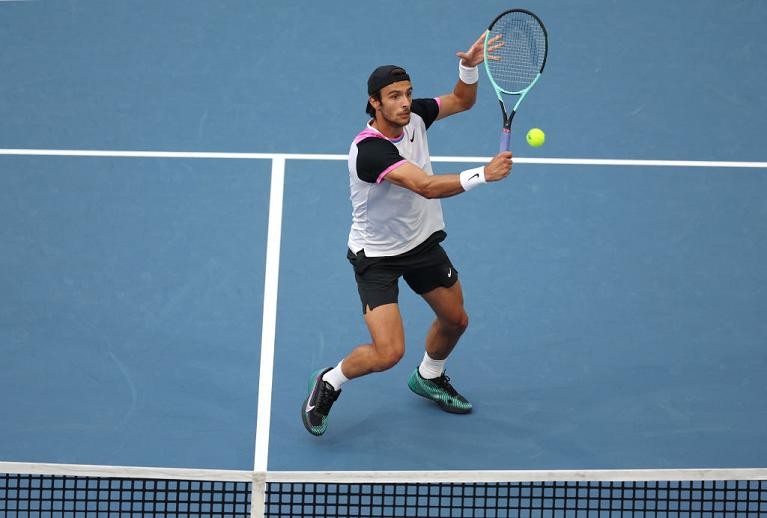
[337,252,407,378]
[301,304,405,435]
[301,304,405,436]
[302,252,404,436]
[341,302,406,378]
[403,246,472,414]
[420,280,469,362]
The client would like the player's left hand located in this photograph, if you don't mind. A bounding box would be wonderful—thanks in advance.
[456,32,503,67]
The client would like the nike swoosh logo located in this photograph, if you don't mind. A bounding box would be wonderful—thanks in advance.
[305,377,320,412]
[469,173,479,181]
[409,132,415,142]
[447,268,452,278]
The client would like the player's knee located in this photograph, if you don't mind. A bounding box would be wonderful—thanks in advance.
[456,312,469,335]
[373,344,404,371]
[443,310,469,334]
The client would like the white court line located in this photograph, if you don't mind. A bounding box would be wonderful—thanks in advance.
[251,157,285,518]
[1,148,766,168]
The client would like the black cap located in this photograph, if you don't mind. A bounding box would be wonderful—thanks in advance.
[367,65,410,95]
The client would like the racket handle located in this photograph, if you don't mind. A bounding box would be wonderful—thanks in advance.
[499,128,511,152]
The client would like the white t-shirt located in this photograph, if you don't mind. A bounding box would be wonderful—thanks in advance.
[347,98,444,257]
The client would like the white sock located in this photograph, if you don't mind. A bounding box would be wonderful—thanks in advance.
[418,352,446,379]
[322,360,348,391]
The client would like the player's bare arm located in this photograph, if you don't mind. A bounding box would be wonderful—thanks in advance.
[436,32,504,120]
[384,152,512,199]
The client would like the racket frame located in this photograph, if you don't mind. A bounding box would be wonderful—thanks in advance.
[483,8,548,151]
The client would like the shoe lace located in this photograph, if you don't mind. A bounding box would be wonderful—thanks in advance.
[431,374,459,397]
[316,382,340,416]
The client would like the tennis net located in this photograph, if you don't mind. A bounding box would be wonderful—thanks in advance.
[0,463,253,517]
[1,463,765,517]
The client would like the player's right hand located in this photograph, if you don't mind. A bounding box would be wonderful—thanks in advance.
[483,151,512,182]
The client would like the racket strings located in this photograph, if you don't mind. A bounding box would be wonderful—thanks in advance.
[486,12,547,94]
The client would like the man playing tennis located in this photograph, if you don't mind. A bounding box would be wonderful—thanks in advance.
[302,33,512,436]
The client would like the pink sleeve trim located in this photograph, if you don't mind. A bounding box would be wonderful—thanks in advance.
[353,129,385,145]
[376,160,408,184]
[434,97,442,109]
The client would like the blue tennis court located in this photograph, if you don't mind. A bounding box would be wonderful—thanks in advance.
[1,1,766,516]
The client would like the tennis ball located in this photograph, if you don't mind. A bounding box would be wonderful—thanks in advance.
[526,128,545,147]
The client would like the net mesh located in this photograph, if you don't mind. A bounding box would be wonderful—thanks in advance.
[486,10,547,94]
[2,470,766,517]
[264,479,766,517]
[0,473,251,517]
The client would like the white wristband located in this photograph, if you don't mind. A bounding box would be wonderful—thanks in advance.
[459,167,486,192]
[458,61,479,84]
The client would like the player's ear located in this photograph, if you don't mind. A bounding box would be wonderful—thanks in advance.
[369,96,379,110]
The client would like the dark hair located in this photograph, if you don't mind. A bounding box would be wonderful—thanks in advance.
[365,91,382,117]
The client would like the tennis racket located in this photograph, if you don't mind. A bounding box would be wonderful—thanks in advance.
[484,9,548,152]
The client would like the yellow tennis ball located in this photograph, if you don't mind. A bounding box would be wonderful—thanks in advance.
[526,128,545,147]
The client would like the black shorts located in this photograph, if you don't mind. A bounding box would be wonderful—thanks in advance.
[347,231,458,314]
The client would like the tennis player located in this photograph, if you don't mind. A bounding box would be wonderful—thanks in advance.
[302,33,512,436]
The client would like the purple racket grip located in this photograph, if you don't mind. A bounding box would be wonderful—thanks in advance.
[499,128,511,153]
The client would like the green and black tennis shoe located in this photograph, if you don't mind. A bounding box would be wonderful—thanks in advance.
[407,368,472,414]
[301,368,341,436]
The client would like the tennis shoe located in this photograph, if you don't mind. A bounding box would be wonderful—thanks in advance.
[407,367,472,414]
[301,368,341,436]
